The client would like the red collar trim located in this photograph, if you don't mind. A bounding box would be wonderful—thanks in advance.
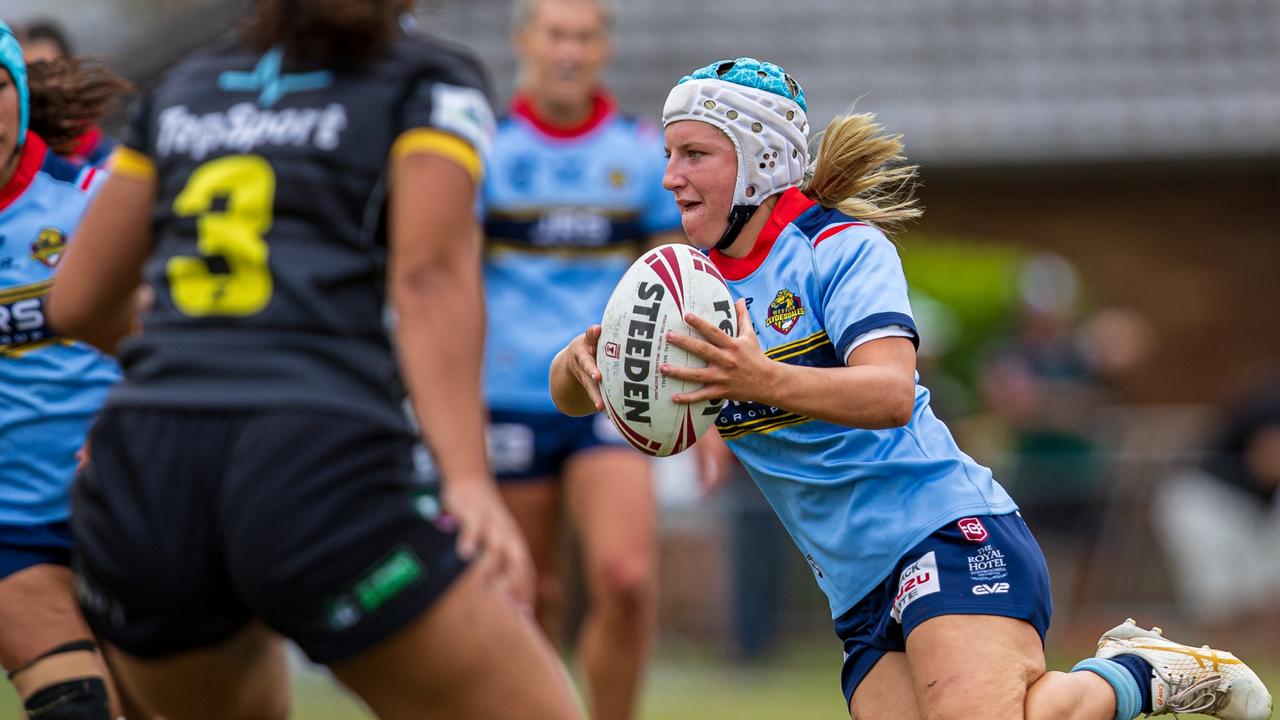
[0,132,48,212]
[710,188,817,281]
[510,90,615,139]
[72,126,103,159]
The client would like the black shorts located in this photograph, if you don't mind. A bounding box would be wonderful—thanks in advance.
[71,406,468,665]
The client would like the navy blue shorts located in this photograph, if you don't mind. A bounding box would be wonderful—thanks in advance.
[488,409,629,481]
[0,521,73,580]
[834,512,1052,705]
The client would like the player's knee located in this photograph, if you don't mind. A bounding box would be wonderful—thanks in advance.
[593,554,654,612]
[23,676,112,720]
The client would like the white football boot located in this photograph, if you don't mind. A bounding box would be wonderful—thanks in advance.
[1095,619,1273,719]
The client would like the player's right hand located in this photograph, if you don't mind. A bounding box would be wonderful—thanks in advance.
[444,478,536,610]
[565,325,605,412]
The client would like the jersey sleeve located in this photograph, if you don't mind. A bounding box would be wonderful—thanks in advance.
[109,90,156,181]
[813,226,919,362]
[638,119,682,235]
[391,54,496,182]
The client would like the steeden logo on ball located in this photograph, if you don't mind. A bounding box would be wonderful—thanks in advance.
[596,244,737,456]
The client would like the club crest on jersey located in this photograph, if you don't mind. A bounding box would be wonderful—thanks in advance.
[31,228,67,268]
[608,168,628,188]
[765,289,806,334]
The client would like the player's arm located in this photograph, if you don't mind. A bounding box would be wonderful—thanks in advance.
[389,131,534,604]
[663,299,917,429]
[47,151,155,354]
[390,146,488,482]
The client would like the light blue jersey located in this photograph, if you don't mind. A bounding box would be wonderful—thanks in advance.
[0,132,119,526]
[482,93,681,412]
[710,188,1017,617]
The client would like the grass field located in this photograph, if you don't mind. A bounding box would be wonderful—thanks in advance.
[1,642,1276,719]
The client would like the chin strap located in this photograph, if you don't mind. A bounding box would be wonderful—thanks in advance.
[715,204,760,251]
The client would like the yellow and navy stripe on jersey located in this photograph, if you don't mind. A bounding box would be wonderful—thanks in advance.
[716,331,838,440]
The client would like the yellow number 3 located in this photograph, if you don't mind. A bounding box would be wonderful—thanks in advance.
[167,155,275,317]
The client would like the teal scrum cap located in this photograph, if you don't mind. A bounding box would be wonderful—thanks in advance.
[0,21,29,148]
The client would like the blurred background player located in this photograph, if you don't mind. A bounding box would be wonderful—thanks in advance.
[1154,377,1280,649]
[551,57,1272,720]
[14,18,70,64]
[0,20,133,720]
[13,17,117,167]
[46,1,584,718]
[480,0,682,717]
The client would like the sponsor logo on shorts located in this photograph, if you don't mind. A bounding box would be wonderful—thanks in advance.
[891,551,940,623]
[487,422,536,474]
[74,574,127,628]
[957,517,989,543]
[324,545,427,631]
[967,543,1009,581]
[971,582,1011,595]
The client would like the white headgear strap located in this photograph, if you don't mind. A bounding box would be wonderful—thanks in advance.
[662,78,809,208]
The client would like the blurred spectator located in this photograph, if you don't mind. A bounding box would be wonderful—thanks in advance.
[978,252,1104,533]
[1153,378,1280,646]
[973,252,1155,615]
[13,17,118,167]
[17,18,73,64]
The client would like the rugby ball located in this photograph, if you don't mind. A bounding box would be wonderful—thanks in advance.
[596,244,737,456]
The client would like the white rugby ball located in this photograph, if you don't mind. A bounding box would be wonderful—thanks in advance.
[596,244,737,457]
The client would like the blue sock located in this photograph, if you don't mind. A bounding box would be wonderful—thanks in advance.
[1071,657,1144,720]
[1110,654,1155,714]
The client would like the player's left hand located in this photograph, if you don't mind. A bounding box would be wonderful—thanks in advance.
[442,478,536,611]
[663,298,774,405]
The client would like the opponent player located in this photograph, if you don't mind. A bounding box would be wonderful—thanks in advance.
[47,2,584,718]
[15,19,116,168]
[0,21,132,719]
[551,58,1272,720]
[482,1,682,717]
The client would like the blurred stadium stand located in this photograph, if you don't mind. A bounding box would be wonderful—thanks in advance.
[1,0,241,86]
[415,0,1279,165]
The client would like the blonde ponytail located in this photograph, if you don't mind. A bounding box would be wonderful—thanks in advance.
[801,112,921,233]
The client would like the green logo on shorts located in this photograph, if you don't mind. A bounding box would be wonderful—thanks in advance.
[355,546,425,612]
[324,546,426,631]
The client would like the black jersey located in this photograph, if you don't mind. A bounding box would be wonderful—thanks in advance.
[107,33,494,430]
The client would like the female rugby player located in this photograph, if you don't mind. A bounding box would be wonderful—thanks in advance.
[480,1,683,717]
[551,57,1271,720]
[0,22,135,719]
[48,2,583,718]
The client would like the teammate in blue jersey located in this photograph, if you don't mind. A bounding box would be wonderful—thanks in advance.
[552,58,1272,720]
[46,2,584,719]
[482,1,682,718]
[0,21,135,719]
